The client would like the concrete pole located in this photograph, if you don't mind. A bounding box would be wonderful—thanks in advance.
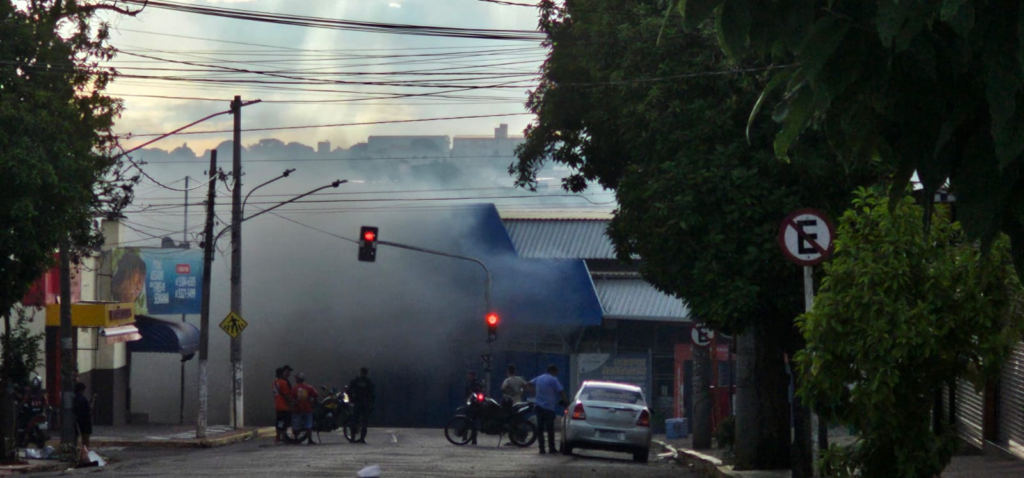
[805,265,820,477]
[180,176,188,425]
[58,239,75,452]
[230,96,244,429]
[196,151,217,438]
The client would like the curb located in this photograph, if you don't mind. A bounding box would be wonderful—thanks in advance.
[80,427,275,449]
[0,461,65,474]
[653,439,732,478]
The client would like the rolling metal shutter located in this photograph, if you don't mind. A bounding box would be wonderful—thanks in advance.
[998,342,1024,457]
[955,378,985,449]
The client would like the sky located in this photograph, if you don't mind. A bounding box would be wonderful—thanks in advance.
[101,0,547,153]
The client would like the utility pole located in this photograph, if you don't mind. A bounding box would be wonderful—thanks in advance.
[180,176,188,425]
[230,96,244,429]
[196,152,217,439]
[58,239,75,454]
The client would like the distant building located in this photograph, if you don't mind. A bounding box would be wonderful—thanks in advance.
[362,135,450,159]
[317,140,331,155]
[451,124,524,159]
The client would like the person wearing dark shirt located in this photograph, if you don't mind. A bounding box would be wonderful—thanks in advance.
[73,382,92,450]
[463,370,484,445]
[347,367,375,443]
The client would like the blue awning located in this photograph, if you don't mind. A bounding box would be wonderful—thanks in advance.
[127,315,199,360]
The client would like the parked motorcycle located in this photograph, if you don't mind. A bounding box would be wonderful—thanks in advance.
[15,388,50,449]
[286,385,352,444]
[444,393,536,447]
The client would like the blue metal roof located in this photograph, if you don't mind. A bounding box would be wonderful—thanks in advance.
[502,218,617,259]
[457,205,603,327]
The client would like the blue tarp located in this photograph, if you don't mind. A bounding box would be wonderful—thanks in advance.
[127,315,200,359]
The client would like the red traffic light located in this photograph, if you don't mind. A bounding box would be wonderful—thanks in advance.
[486,313,499,326]
[363,230,376,242]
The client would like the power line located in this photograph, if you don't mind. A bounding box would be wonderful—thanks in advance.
[120,0,547,41]
[125,113,531,138]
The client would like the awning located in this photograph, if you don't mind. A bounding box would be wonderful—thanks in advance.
[127,315,200,360]
[100,325,141,344]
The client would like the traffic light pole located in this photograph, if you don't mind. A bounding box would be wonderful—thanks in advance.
[375,240,493,390]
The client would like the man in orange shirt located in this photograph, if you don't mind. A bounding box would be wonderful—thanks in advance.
[291,372,318,445]
[273,366,294,444]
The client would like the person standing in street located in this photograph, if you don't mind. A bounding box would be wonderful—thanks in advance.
[273,366,294,445]
[291,372,318,445]
[501,365,526,405]
[73,382,92,459]
[527,364,567,455]
[463,370,484,445]
[348,367,375,443]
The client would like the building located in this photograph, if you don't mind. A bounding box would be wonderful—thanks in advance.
[362,135,450,159]
[317,140,331,155]
[498,209,719,430]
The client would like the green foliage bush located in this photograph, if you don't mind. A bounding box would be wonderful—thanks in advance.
[795,188,1024,477]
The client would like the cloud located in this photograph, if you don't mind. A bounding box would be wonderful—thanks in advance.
[388,2,402,8]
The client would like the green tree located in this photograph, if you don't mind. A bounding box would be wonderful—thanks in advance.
[795,189,1024,477]
[1,0,141,457]
[513,0,883,469]
[1,0,140,322]
[684,0,1024,274]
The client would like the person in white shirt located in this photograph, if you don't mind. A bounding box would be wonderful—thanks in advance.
[501,364,527,405]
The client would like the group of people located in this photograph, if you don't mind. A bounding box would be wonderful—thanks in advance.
[465,363,567,454]
[272,365,375,445]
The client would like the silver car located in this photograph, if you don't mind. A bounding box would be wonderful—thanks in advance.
[560,381,652,463]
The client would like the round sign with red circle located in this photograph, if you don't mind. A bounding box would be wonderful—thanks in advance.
[777,208,835,266]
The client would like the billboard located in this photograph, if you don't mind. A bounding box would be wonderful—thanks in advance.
[111,248,203,315]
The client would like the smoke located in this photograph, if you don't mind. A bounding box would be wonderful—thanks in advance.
[125,135,610,427]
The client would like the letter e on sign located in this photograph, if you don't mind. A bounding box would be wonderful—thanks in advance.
[777,208,835,266]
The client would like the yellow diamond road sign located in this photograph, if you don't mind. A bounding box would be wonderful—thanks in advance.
[220,312,248,338]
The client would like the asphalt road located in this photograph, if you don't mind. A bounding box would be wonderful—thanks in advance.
[41,428,694,477]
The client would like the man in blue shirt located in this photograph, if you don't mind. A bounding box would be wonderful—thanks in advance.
[528,364,567,454]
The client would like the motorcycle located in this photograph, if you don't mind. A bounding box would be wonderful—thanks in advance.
[15,390,50,449]
[444,393,536,447]
[286,385,353,444]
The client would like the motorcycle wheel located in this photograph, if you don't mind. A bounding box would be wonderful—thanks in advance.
[285,427,310,444]
[33,428,48,449]
[343,417,365,443]
[507,417,537,447]
[444,416,473,446]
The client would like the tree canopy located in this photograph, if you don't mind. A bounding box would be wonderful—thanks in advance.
[514,0,884,468]
[0,0,139,314]
[684,0,1024,273]
[795,188,1024,477]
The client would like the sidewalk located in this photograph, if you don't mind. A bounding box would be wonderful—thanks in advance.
[654,434,1024,477]
[88,424,275,448]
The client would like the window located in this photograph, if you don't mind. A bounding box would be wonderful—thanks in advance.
[582,387,644,405]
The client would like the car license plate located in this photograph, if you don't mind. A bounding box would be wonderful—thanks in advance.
[597,430,623,440]
[38,423,47,431]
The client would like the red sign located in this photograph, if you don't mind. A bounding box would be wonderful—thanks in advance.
[176,264,191,274]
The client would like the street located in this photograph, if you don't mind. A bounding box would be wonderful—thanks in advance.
[42,428,692,477]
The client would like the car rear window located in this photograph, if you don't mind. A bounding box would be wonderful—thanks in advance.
[582,387,643,405]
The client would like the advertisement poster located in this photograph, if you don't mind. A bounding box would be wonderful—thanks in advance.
[576,353,652,403]
[111,248,203,315]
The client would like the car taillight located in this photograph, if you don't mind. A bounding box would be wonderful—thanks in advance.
[637,409,650,427]
[572,402,586,420]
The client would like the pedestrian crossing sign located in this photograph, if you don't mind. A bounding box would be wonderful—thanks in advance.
[219,312,248,338]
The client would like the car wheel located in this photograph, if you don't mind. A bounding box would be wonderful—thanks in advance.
[632,448,649,463]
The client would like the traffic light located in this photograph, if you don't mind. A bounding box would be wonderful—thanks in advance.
[486,312,499,342]
[358,226,378,262]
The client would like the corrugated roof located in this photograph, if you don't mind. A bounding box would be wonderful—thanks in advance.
[592,276,690,322]
[502,218,617,259]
